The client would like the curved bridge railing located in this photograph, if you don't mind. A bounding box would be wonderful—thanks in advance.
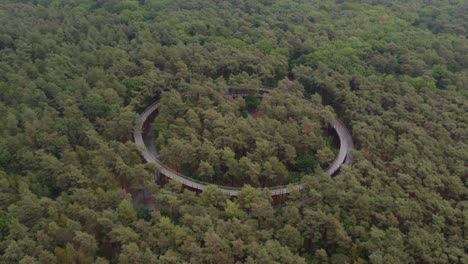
[134,88,354,196]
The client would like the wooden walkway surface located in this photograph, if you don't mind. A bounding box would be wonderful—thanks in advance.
[134,88,354,196]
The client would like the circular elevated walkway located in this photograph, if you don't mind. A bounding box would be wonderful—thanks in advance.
[134,88,354,196]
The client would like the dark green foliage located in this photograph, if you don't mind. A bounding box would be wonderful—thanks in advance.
[81,93,110,121]
[0,0,466,263]
[0,212,10,240]
[137,207,151,221]
[295,153,316,174]
[244,94,260,112]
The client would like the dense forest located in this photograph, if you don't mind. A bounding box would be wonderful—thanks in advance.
[154,83,336,187]
[0,0,466,263]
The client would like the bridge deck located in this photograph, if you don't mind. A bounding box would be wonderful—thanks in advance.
[134,89,354,196]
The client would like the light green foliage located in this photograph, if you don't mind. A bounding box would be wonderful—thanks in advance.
[109,225,140,245]
[224,200,246,219]
[117,199,137,225]
[199,185,228,209]
[275,224,303,253]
